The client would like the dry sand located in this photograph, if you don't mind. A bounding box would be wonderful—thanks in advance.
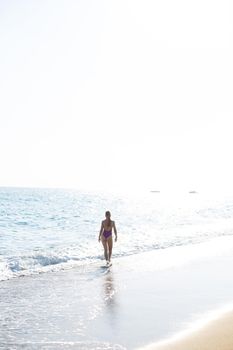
[140,310,233,350]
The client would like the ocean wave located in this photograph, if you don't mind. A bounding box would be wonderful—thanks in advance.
[2,234,233,282]
[0,250,101,281]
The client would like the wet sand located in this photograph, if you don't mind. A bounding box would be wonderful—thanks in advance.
[1,241,233,349]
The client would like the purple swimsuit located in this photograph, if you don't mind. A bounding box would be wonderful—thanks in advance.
[103,230,112,239]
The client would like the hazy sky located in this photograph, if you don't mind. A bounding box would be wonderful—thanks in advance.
[0,0,232,194]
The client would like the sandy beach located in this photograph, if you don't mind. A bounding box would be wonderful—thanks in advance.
[140,311,233,350]
[1,237,233,349]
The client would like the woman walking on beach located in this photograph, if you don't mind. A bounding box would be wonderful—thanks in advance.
[98,211,117,265]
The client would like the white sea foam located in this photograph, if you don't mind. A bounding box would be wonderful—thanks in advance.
[0,260,13,280]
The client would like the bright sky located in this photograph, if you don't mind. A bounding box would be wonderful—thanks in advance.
[0,0,233,194]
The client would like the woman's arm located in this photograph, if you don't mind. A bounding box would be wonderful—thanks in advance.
[113,221,117,242]
[98,221,104,241]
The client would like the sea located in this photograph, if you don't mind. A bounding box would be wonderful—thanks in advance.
[1,187,233,281]
[1,187,233,349]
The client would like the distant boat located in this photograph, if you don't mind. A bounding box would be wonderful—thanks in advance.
[189,191,197,194]
[150,190,160,193]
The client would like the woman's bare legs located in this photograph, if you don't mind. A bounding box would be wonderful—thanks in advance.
[108,237,113,262]
[101,239,109,261]
[101,236,113,262]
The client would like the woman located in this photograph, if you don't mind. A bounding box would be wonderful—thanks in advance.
[98,211,117,265]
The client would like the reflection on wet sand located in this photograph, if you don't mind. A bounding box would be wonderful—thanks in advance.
[102,270,119,328]
[103,271,116,309]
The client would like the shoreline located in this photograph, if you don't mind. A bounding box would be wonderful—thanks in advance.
[139,309,233,350]
[1,242,233,349]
